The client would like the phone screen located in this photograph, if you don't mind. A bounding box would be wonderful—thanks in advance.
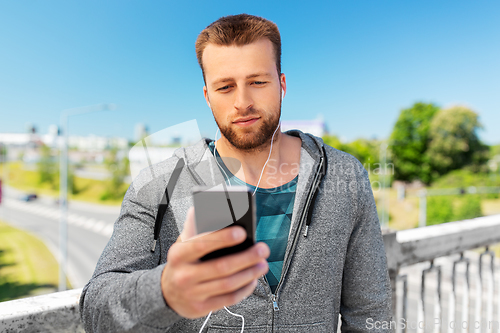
[192,185,255,261]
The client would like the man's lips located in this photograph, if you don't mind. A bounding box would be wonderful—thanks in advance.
[233,117,260,126]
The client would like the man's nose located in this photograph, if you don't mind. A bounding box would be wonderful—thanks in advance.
[233,87,253,111]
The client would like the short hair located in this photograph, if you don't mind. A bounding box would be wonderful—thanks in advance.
[195,14,282,83]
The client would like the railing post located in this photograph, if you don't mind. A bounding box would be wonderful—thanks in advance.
[478,247,495,333]
[449,253,470,333]
[389,267,399,321]
[419,260,442,333]
[383,230,400,323]
[395,274,408,333]
[418,190,427,228]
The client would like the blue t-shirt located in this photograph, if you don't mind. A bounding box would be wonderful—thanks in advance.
[208,141,297,293]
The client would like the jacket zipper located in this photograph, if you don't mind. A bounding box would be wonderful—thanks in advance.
[272,155,323,297]
[263,275,280,312]
[272,294,279,311]
[265,155,324,326]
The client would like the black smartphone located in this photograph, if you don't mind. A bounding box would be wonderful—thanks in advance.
[192,185,256,261]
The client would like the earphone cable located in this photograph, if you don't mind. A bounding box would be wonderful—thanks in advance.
[213,128,232,186]
[252,121,280,196]
[203,121,280,332]
[198,311,212,333]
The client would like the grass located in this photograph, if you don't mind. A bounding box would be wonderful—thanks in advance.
[482,198,500,215]
[374,187,500,230]
[0,162,127,206]
[0,220,71,301]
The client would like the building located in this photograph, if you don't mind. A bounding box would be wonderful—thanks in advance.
[0,127,128,164]
[280,116,328,137]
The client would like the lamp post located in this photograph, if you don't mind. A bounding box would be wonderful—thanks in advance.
[58,103,116,291]
[379,142,389,229]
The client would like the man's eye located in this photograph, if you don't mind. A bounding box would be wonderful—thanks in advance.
[253,81,266,85]
[217,85,230,91]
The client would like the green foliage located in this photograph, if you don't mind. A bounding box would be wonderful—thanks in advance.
[0,220,61,301]
[389,102,440,184]
[427,196,454,225]
[389,103,490,184]
[432,168,500,199]
[4,161,126,206]
[323,135,380,166]
[36,145,78,194]
[427,194,483,225]
[456,195,482,220]
[490,144,500,159]
[343,139,380,166]
[432,168,500,188]
[37,145,57,185]
[427,106,489,177]
[322,135,343,151]
[54,168,79,195]
[0,145,7,163]
[100,147,130,201]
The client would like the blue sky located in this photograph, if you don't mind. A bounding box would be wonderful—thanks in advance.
[1,0,499,144]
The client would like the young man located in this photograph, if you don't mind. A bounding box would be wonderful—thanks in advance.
[80,14,392,332]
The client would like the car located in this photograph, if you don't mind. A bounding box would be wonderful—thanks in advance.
[20,193,38,202]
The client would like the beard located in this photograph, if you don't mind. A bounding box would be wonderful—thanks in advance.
[213,104,281,152]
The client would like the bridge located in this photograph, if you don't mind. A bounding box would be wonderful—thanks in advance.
[1,214,500,332]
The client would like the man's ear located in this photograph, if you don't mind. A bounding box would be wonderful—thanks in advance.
[280,73,287,98]
[203,86,211,108]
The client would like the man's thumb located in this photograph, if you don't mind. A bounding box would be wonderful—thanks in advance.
[179,206,197,242]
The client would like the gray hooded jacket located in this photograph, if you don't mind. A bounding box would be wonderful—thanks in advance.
[79,130,392,332]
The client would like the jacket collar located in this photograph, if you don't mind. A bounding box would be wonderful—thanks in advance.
[173,129,324,188]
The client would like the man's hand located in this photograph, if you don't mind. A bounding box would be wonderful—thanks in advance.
[161,207,270,319]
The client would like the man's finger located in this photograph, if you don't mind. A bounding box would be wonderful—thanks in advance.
[192,260,268,299]
[195,242,269,283]
[173,225,247,263]
[201,280,258,314]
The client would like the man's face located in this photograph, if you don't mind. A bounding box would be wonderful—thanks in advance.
[202,38,286,151]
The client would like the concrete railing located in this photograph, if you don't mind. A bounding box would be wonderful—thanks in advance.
[384,214,500,332]
[1,215,500,332]
[0,288,84,333]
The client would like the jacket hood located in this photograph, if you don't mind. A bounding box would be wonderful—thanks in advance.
[131,129,325,211]
[172,129,325,185]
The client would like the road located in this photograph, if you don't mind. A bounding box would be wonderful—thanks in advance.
[0,186,121,288]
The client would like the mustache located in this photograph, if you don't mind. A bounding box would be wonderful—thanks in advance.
[229,107,263,121]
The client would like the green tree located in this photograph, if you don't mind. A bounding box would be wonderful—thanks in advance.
[100,147,130,201]
[343,139,380,166]
[0,144,7,163]
[490,144,500,159]
[389,102,439,184]
[426,106,489,177]
[37,144,78,194]
[322,135,344,151]
[455,195,482,220]
[37,144,57,185]
[427,194,482,225]
[323,135,380,166]
[427,196,454,225]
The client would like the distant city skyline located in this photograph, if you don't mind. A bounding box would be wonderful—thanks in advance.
[1,116,329,147]
[1,1,499,144]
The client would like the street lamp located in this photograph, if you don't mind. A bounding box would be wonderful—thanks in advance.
[59,103,116,291]
[379,142,389,229]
